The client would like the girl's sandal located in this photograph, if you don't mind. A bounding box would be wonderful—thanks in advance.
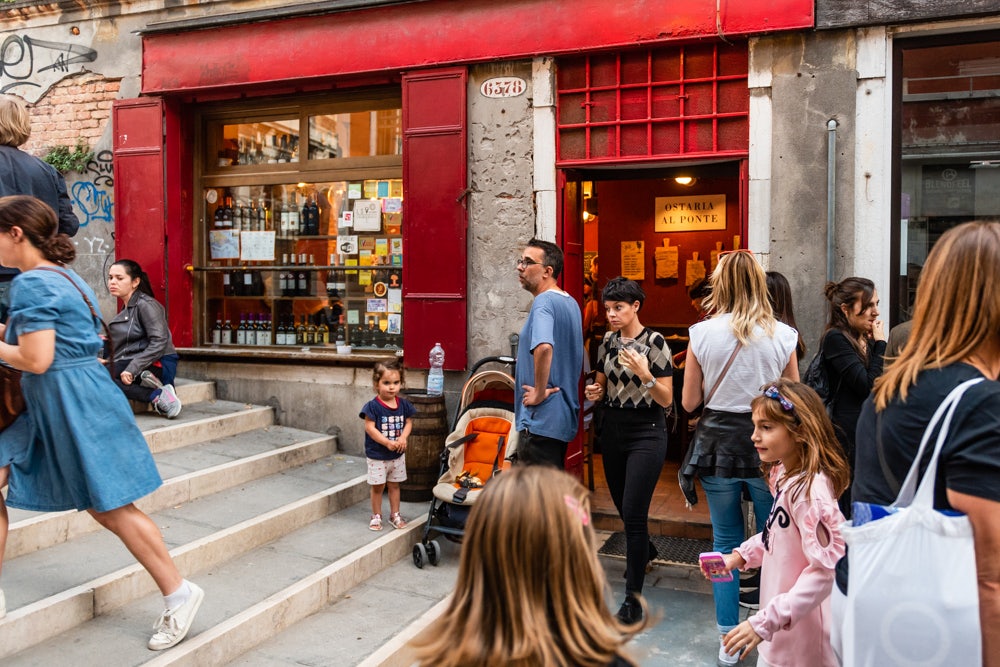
[369,513,383,531]
[389,512,407,529]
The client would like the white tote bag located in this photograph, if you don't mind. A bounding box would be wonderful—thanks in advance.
[840,378,983,667]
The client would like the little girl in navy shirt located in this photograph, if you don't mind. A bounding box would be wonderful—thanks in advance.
[359,360,416,531]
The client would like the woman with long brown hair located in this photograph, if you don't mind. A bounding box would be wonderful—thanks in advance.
[0,195,203,648]
[850,221,1000,667]
[410,465,645,667]
[818,277,886,514]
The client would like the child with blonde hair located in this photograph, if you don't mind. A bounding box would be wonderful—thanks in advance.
[410,465,646,667]
[705,379,849,667]
[359,359,414,531]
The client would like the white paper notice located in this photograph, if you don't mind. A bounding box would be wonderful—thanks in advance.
[388,288,402,313]
[353,200,382,232]
[239,231,276,261]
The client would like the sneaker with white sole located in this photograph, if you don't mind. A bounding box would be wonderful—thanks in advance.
[148,582,205,651]
[139,370,164,390]
[718,636,740,666]
[151,384,182,419]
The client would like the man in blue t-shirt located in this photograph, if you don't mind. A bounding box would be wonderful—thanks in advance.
[514,238,583,468]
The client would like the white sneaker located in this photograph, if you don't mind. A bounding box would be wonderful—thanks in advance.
[718,636,740,666]
[0,588,6,620]
[152,384,182,419]
[148,582,204,651]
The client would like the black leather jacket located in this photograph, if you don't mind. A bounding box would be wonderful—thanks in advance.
[108,291,177,376]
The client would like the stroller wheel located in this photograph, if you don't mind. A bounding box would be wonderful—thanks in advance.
[413,543,428,569]
[427,539,442,566]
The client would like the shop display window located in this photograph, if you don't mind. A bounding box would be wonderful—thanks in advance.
[195,94,403,353]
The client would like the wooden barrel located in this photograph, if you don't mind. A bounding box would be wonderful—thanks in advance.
[401,391,448,502]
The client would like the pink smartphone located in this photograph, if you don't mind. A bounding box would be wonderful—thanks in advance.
[699,551,733,582]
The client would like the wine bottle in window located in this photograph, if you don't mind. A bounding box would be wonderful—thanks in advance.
[222,319,234,345]
[296,315,306,345]
[236,317,247,345]
[317,315,330,345]
[212,318,223,345]
[213,202,226,229]
[306,315,317,345]
[259,315,272,346]
[222,195,234,229]
[288,192,300,237]
[275,318,286,346]
[296,264,308,297]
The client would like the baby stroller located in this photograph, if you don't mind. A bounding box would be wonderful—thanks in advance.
[412,355,518,568]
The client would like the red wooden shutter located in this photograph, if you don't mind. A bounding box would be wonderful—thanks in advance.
[402,67,468,370]
[560,174,585,475]
[112,98,167,296]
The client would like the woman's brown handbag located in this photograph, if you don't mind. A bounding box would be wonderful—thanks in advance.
[0,362,25,431]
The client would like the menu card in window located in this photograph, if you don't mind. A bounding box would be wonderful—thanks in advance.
[353,199,382,231]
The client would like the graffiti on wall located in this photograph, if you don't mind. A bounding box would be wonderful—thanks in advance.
[1,34,97,96]
[70,149,115,228]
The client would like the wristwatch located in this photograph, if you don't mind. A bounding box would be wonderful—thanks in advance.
[642,377,656,389]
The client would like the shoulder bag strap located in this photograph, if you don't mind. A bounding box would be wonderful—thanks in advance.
[704,342,742,407]
[33,266,116,368]
[891,377,983,508]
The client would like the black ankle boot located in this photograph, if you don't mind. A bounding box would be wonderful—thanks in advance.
[616,594,643,624]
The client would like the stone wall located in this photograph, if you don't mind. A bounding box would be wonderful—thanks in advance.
[465,61,539,363]
[752,30,861,359]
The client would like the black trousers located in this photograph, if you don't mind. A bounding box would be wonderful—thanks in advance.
[598,406,668,595]
[516,430,568,469]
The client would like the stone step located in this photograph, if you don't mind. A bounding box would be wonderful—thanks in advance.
[2,498,430,666]
[0,455,369,659]
[5,426,338,560]
[232,534,459,667]
[135,399,276,454]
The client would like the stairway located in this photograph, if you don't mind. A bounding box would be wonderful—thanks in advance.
[0,380,458,666]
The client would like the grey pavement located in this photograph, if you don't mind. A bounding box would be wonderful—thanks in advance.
[600,546,759,667]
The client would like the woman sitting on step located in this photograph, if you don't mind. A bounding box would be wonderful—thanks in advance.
[106,258,182,419]
[0,195,203,648]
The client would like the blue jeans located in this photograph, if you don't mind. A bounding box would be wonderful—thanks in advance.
[700,474,774,633]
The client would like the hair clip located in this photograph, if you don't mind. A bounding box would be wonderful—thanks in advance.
[763,385,794,412]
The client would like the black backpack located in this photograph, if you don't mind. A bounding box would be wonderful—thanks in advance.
[804,350,830,401]
[804,333,838,412]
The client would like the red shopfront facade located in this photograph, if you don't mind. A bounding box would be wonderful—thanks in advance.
[121,0,813,372]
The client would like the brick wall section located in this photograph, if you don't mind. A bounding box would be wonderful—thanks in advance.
[20,72,121,158]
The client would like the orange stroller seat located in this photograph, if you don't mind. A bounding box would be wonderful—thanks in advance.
[432,409,517,505]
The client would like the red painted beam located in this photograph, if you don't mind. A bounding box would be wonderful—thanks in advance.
[142,0,812,94]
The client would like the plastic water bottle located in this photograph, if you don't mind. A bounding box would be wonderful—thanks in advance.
[427,342,445,396]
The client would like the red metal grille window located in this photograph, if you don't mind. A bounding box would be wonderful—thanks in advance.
[556,43,749,165]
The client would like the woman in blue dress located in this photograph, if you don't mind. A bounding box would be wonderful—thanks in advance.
[0,195,203,649]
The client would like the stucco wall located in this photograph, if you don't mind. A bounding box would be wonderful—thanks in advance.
[753,30,860,359]
[465,61,538,363]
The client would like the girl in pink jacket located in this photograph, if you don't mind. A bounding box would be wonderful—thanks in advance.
[707,380,850,667]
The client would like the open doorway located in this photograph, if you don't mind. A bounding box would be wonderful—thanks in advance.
[568,160,746,536]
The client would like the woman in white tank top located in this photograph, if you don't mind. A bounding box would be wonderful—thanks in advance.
[679,250,799,666]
